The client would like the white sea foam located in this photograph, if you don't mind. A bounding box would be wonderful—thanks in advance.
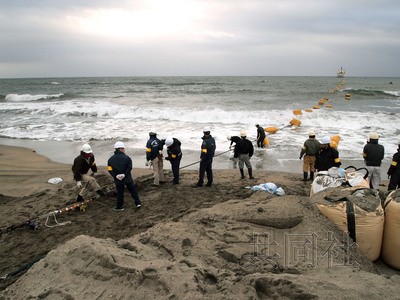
[1,76,399,171]
[5,93,64,101]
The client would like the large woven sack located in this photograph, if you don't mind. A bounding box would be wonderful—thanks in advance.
[311,187,384,261]
[381,190,400,270]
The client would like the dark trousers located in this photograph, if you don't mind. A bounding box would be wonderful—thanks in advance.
[257,137,265,148]
[198,159,213,186]
[388,171,400,191]
[115,181,141,208]
[170,156,182,184]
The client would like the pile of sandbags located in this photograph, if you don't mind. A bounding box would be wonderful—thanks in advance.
[311,187,384,262]
[381,190,400,270]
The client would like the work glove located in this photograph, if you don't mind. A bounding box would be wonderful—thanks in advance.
[91,172,97,177]
[76,181,83,188]
[388,175,391,179]
[165,156,170,161]
[299,156,302,160]
[145,161,151,166]
[116,174,125,181]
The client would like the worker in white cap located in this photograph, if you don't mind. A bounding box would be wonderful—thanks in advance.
[363,132,385,190]
[71,143,104,202]
[195,127,216,187]
[315,136,341,172]
[234,130,254,179]
[299,129,321,181]
[387,141,400,191]
[107,141,142,211]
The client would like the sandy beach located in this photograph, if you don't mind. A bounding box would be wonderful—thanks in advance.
[0,144,399,299]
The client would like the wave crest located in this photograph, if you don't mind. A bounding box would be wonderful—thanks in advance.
[5,93,64,102]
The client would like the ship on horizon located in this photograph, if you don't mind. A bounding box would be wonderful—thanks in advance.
[337,67,345,78]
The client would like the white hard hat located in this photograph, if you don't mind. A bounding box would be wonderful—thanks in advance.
[203,126,211,133]
[114,141,125,149]
[165,137,174,147]
[321,136,331,144]
[81,143,92,153]
[308,130,315,136]
[369,132,379,140]
[240,130,247,137]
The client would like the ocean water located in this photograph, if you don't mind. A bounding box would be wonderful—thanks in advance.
[0,76,399,173]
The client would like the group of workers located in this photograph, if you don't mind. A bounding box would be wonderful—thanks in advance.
[71,125,400,211]
[300,130,400,192]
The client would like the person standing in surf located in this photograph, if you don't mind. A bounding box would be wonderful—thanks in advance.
[255,124,266,148]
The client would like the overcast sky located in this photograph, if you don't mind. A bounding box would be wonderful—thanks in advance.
[1,0,399,78]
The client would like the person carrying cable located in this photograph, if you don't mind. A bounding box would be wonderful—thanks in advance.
[299,129,321,181]
[146,131,165,186]
[363,132,385,190]
[108,141,141,211]
[316,136,341,172]
[195,127,216,187]
[163,137,182,185]
[234,130,254,179]
[71,143,104,202]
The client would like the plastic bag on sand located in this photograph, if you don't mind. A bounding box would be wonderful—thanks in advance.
[48,177,63,184]
[249,182,285,196]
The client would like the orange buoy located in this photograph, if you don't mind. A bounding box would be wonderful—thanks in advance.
[289,118,301,126]
[313,105,320,109]
[263,137,270,146]
[305,109,313,112]
[326,104,333,108]
[293,109,302,116]
[330,135,341,149]
[264,126,279,134]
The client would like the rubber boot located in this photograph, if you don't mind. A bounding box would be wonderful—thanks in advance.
[248,168,254,179]
[309,172,314,181]
[240,169,245,179]
[302,172,308,181]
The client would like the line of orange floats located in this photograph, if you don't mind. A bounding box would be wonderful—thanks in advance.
[261,80,349,148]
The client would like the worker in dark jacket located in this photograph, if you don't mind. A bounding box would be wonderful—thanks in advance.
[255,124,266,148]
[196,127,216,187]
[227,135,241,167]
[316,136,341,172]
[234,130,254,179]
[387,141,400,191]
[227,135,241,149]
[299,129,321,181]
[71,143,103,202]
[363,132,385,190]
[108,141,141,211]
[163,137,182,184]
[146,131,165,186]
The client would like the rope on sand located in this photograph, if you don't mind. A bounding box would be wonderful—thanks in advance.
[179,149,232,170]
[45,212,72,228]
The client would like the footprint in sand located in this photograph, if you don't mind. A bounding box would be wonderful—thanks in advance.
[181,238,193,256]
